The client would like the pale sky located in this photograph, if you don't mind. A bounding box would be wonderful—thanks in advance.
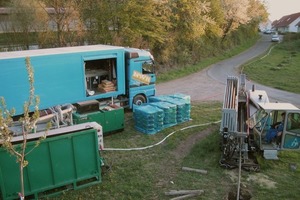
[263,0,300,21]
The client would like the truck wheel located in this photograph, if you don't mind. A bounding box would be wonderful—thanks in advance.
[133,95,146,105]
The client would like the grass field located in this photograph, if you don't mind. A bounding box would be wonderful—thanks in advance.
[52,35,300,199]
[241,37,300,94]
[56,102,300,200]
[58,102,230,200]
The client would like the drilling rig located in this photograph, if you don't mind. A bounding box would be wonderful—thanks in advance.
[219,74,300,171]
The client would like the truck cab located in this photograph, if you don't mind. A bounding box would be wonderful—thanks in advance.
[249,103,300,151]
[125,48,156,107]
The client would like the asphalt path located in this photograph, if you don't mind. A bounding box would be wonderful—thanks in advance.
[156,34,300,108]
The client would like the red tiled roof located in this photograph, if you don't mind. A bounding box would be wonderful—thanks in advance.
[271,20,278,26]
[273,12,300,28]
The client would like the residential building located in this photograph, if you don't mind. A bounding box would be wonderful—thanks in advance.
[296,21,300,32]
[272,12,300,33]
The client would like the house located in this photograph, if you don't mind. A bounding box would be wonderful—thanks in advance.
[272,12,300,33]
[296,21,300,32]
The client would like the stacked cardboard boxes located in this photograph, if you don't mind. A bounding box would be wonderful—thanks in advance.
[98,80,116,93]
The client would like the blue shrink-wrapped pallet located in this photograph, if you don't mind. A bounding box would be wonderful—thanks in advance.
[150,101,177,128]
[134,94,191,134]
[169,94,191,122]
[133,104,164,134]
[170,93,191,104]
[149,94,191,123]
[148,95,167,103]
[163,97,187,123]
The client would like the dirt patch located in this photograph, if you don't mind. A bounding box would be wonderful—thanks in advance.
[224,169,277,199]
[246,174,277,189]
[227,186,252,200]
[170,126,217,161]
[155,125,217,188]
[225,170,276,190]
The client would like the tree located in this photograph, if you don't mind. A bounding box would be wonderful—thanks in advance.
[247,0,268,24]
[148,0,174,65]
[5,0,48,50]
[167,0,214,65]
[0,0,9,6]
[38,0,85,47]
[219,0,249,41]
[0,57,45,199]
[78,0,114,45]
[0,0,269,67]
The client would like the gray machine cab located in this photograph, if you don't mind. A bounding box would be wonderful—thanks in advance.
[219,75,300,166]
[249,103,300,151]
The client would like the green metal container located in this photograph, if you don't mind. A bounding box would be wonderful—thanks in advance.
[73,106,124,134]
[0,127,101,200]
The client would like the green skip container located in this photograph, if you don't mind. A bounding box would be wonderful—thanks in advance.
[0,123,102,200]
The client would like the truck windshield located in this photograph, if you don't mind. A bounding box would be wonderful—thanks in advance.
[142,60,154,74]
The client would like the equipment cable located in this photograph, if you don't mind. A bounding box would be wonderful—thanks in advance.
[103,120,221,151]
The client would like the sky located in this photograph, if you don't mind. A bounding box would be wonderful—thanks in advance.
[264,0,300,21]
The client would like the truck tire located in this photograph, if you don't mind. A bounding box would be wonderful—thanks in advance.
[133,95,146,105]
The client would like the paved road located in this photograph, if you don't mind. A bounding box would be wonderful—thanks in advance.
[156,34,300,108]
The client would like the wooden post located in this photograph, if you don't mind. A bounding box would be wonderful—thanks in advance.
[165,190,205,200]
[182,166,208,174]
[165,190,204,196]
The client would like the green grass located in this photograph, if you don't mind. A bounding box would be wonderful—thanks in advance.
[241,39,300,94]
[52,102,223,199]
[50,102,300,200]
[250,150,300,200]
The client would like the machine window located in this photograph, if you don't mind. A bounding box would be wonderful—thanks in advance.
[287,113,300,132]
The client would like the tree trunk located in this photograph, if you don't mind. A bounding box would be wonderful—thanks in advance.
[222,18,233,42]
[19,159,25,200]
[20,128,27,200]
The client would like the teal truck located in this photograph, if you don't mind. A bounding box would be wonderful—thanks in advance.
[0,45,156,199]
[0,44,156,134]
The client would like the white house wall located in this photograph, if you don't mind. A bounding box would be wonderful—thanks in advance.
[289,17,300,32]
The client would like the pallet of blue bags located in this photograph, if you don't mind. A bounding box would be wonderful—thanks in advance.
[133,93,191,134]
